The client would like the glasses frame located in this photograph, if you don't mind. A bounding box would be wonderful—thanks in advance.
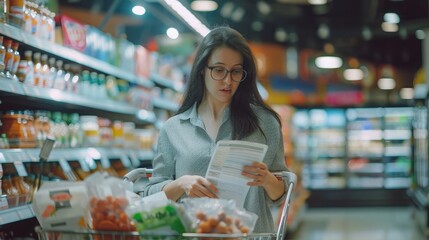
[206,66,247,83]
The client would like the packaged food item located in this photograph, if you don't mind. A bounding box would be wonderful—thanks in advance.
[32,181,89,231]
[1,174,19,207]
[12,174,31,205]
[181,198,258,234]
[85,172,137,237]
[127,192,186,235]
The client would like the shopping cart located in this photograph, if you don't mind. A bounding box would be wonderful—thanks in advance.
[35,169,297,240]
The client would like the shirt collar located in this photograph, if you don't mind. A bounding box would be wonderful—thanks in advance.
[179,102,231,125]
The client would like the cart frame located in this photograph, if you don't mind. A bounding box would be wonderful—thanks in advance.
[35,170,297,240]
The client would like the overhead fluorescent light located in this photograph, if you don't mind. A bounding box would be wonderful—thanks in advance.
[343,68,364,81]
[381,22,398,32]
[383,12,400,24]
[190,0,218,12]
[132,5,146,15]
[377,77,396,90]
[315,56,343,69]
[162,0,210,37]
[399,88,413,99]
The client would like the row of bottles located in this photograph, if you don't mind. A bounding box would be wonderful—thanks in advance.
[0,0,55,42]
[0,36,20,80]
[0,110,156,150]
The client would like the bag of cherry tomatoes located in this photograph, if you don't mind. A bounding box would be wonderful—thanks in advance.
[180,198,258,235]
[85,172,138,239]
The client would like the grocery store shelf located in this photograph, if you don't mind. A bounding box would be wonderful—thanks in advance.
[0,78,157,123]
[0,23,153,89]
[0,147,154,166]
[152,97,179,112]
[151,74,184,92]
[0,204,35,225]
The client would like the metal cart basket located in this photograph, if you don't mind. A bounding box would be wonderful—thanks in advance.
[35,169,297,240]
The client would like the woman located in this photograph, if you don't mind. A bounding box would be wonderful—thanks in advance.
[143,26,288,233]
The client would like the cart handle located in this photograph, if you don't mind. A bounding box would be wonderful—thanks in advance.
[273,171,297,240]
[123,168,153,183]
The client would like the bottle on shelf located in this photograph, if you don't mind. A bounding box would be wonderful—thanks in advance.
[8,0,25,27]
[47,57,56,88]
[97,73,107,99]
[49,111,69,148]
[3,39,14,78]
[79,70,90,97]
[33,52,42,86]
[52,60,65,90]
[89,71,98,98]
[40,54,50,87]
[0,36,5,77]
[17,50,33,83]
[11,41,20,81]
[0,0,6,23]
[63,63,71,91]
[68,64,80,94]
[68,113,81,148]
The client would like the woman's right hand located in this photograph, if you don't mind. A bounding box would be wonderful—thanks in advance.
[179,175,218,198]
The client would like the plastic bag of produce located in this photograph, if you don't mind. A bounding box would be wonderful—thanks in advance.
[84,172,137,236]
[126,191,187,235]
[180,198,258,234]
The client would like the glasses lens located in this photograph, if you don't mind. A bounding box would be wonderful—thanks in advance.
[209,66,247,82]
[210,67,227,80]
[231,69,245,82]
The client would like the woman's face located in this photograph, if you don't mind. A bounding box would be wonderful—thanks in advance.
[204,46,244,105]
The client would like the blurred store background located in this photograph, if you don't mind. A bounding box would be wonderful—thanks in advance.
[0,0,428,239]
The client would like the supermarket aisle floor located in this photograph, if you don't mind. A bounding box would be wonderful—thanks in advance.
[286,206,425,240]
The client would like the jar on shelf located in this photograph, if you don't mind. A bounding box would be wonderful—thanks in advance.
[80,115,99,147]
[0,110,36,148]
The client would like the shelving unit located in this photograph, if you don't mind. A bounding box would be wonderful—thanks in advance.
[292,107,413,207]
[0,22,181,231]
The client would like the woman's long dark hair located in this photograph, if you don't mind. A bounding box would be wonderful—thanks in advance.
[176,26,281,140]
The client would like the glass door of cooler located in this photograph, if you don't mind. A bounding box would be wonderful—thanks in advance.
[346,108,384,188]
[307,109,346,189]
[383,107,413,189]
[291,110,311,187]
[413,103,429,191]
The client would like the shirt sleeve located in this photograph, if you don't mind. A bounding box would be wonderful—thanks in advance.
[142,126,175,196]
[265,117,289,206]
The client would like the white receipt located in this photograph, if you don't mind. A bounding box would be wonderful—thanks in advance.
[205,140,268,208]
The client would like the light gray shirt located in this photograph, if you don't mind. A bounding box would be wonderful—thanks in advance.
[143,103,288,233]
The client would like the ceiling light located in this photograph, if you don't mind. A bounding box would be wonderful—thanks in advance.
[377,78,396,90]
[257,1,271,15]
[132,5,146,15]
[344,69,364,81]
[315,56,343,69]
[220,2,234,18]
[381,22,398,32]
[383,12,400,23]
[399,88,413,99]
[166,27,179,39]
[415,29,425,40]
[252,21,263,31]
[190,0,218,12]
[308,0,328,5]
[231,7,245,22]
[317,23,330,39]
[162,0,210,37]
[275,28,287,42]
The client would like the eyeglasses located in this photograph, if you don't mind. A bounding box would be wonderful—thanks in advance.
[207,66,247,82]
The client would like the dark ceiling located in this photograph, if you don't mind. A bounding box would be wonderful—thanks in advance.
[58,0,428,70]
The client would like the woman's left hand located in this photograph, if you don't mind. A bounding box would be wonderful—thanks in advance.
[241,162,271,187]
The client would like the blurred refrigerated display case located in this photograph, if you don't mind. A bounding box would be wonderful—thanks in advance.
[292,107,413,207]
[409,96,429,238]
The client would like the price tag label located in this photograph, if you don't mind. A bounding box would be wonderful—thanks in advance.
[128,151,140,167]
[59,158,71,173]
[13,161,28,177]
[0,80,13,93]
[120,155,131,168]
[17,205,34,220]
[78,158,90,172]
[100,155,111,169]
